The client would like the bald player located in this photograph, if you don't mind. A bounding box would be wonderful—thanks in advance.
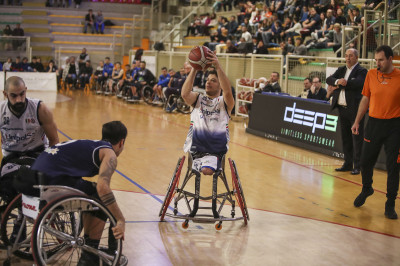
[0,76,59,202]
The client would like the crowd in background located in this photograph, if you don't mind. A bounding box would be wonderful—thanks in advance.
[185,0,386,57]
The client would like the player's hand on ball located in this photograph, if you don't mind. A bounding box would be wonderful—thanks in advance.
[206,50,219,68]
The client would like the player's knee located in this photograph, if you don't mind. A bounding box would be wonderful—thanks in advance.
[201,167,214,176]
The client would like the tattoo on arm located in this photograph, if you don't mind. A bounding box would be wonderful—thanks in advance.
[100,192,116,206]
[99,156,117,184]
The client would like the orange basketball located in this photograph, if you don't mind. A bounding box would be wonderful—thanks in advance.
[188,46,212,71]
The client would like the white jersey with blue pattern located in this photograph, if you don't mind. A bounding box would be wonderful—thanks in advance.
[184,95,230,154]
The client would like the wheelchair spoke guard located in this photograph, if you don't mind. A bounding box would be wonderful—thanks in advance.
[159,156,185,221]
[229,158,249,225]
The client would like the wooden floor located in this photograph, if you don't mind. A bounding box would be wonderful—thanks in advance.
[1,89,400,265]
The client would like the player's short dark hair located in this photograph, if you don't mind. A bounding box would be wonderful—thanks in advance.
[375,45,393,59]
[161,67,167,71]
[207,70,218,78]
[272,71,279,78]
[102,121,127,145]
[304,77,312,83]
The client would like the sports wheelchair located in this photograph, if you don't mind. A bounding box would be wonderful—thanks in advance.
[159,154,249,230]
[0,180,126,266]
[118,80,155,104]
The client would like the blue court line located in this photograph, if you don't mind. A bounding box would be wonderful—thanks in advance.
[58,129,72,140]
[57,129,173,210]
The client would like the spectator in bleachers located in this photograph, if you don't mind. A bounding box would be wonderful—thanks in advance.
[343,0,355,20]
[95,11,105,34]
[335,8,347,25]
[46,60,58,73]
[255,17,272,40]
[79,60,93,90]
[315,0,330,14]
[290,36,307,55]
[350,7,361,25]
[37,57,45,72]
[283,0,297,18]
[284,16,301,39]
[226,39,239,53]
[30,57,44,72]
[128,61,155,100]
[228,15,239,38]
[237,1,247,24]
[259,72,281,92]
[3,58,12,72]
[11,56,23,72]
[254,38,270,54]
[280,37,295,59]
[74,0,81,8]
[222,0,233,11]
[212,0,223,12]
[12,23,24,50]
[261,5,273,19]
[307,76,327,100]
[152,67,171,104]
[84,9,95,34]
[327,23,345,54]
[2,25,13,51]
[186,14,199,37]
[327,0,340,16]
[241,25,252,42]
[262,17,282,44]
[299,6,309,23]
[78,48,89,72]
[45,60,58,73]
[63,56,79,89]
[312,9,335,40]
[249,9,262,29]
[362,0,382,12]
[301,7,321,36]
[21,57,30,71]
[270,0,285,19]
[280,17,294,40]
[107,62,124,94]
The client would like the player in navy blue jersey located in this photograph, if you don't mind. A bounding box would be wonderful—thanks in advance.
[31,121,127,264]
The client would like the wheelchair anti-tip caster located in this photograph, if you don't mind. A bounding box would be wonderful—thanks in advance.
[215,222,222,231]
[182,220,189,229]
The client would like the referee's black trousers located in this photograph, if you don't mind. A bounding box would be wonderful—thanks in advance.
[360,117,400,201]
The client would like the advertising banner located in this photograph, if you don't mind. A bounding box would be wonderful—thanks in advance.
[6,72,57,91]
[247,93,343,158]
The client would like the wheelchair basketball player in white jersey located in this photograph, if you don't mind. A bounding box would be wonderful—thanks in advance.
[0,76,59,203]
[181,51,235,176]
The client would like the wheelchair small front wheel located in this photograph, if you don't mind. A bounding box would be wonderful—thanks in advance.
[31,195,122,266]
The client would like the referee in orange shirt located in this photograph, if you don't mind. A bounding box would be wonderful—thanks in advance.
[351,45,400,219]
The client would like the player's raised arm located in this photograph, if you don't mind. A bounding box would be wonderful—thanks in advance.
[38,102,59,146]
[181,66,199,106]
[206,51,234,114]
[97,148,125,239]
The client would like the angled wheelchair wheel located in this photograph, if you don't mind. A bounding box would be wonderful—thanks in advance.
[229,158,249,225]
[159,156,186,221]
[176,97,191,114]
[31,195,122,266]
[142,86,154,104]
[0,194,34,260]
